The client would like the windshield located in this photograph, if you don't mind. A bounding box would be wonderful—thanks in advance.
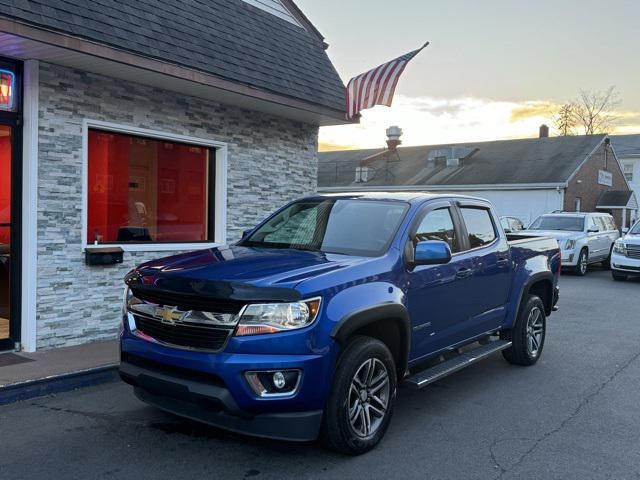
[529,215,585,232]
[631,221,640,235]
[241,199,409,256]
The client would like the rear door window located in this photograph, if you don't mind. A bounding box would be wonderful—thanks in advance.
[460,207,497,249]
[594,217,607,232]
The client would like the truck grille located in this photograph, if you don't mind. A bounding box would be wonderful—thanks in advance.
[133,314,233,351]
[627,245,640,260]
[131,288,244,314]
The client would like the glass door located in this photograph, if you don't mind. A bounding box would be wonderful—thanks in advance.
[0,124,12,345]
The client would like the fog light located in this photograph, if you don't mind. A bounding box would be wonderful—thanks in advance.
[244,370,301,397]
[273,371,286,390]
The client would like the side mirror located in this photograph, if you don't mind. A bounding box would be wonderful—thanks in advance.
[622,228,629,234]
[241,229,253,239]
[414,240,452,266]
[587,228,599,233]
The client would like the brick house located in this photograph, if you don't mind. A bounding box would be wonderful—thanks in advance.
[0,0,348,352]
[319,126,636,230]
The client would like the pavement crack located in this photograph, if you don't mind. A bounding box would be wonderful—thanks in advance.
[30,402,116,422]
[494,348,640,479]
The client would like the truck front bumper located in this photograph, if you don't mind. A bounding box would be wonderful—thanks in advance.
[119,357,323,442]
[611,252,640,276]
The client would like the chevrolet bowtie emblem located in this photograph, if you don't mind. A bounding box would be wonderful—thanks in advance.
[155,306,185,325]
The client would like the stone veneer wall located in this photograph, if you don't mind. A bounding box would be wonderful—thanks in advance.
[36,62,318,349]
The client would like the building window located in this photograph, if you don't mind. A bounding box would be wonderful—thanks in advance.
[87,129,214,244]
[622,162,634,182]
[574,197,581,212]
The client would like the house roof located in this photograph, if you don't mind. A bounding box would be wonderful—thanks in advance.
[610,134,640,157]
[597,190,638,209]
[0,0,346,113]
[318,135,606,189]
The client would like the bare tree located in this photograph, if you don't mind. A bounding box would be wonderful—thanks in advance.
[553,102,577,136]
[572,86,621,135]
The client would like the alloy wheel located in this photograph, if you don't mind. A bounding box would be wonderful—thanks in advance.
[579,252,588,275]
[526,306,544,357]
[348,358,390,438]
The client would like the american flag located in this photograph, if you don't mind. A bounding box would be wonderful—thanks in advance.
[345,42,429,120]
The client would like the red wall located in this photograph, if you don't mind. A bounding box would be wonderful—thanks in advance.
[0,131,11,244]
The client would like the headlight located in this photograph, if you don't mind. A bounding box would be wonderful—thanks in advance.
[235,298,321,336]
[122,286,133,313]
[564,240,576,250]
[613,242,627,256]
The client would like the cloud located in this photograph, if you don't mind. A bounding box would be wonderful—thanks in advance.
[319,95,640,149]
[510,101,558,122]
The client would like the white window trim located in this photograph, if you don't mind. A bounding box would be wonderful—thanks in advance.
[81,120,228,252]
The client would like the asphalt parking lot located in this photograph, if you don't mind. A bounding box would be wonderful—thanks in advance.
[1,269,639,480]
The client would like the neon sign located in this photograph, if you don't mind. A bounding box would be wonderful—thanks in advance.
[0,70,15,111]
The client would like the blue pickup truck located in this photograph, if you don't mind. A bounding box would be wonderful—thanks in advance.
[119,193,560,454]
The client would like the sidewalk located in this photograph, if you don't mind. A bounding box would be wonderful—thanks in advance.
[0,340,119,405]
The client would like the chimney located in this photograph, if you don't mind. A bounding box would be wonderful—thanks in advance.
[386,126,403,150]
[539,124,549,138]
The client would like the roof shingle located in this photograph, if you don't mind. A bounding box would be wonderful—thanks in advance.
[318,135,606,188]
[0,0,346,112]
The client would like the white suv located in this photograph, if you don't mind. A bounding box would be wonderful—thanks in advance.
[611,220,640,281]
[525,212,620,276]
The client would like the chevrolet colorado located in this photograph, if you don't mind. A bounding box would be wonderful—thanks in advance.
[119,193,560,455]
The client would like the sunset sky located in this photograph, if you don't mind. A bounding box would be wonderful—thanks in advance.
[296,0,640,151]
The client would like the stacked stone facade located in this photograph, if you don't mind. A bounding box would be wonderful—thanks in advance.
[36,62,318,349]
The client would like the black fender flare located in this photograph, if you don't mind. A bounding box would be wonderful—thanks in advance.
[330,303,411,375]
[515,271,555,318]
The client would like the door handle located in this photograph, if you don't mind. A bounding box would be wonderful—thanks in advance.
[496,258,511,267]
[455,268,473,278]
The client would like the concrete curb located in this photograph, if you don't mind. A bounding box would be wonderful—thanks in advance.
[0,364,119,406]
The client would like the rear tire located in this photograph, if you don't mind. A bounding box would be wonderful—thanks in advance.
[320,336,397,455]
[500,295,546,366]
[575,249,588,276]
[612,271,627,281]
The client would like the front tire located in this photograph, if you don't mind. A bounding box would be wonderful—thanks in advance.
[500,295,546,366]
[575,248,588,276]
[320,336,397,455]
[602,246,613,270]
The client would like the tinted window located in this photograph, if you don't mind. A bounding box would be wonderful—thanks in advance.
[87,129,212,244]
[529,215,585,232]
[415,208,459,253]
[631,221,640,234]
[604,216,616,231]
[594,217,607,232]
[460,208,496,249]
[242,199,409,256]
[512,218,524,231]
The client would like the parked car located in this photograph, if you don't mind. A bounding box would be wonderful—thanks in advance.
[500,216,525,233]
[611,220,640,281]
[119,193,560,455]
[524,212,619,276]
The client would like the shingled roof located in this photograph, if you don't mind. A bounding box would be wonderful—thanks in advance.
[0,0,346,113]
[319,135,606,189]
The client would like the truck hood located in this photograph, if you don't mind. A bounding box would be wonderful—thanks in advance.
[621,233,640,244]
[522,230,581,241]
[127,245,368,303]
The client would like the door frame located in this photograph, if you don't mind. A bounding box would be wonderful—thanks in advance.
[0,57,22,351]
